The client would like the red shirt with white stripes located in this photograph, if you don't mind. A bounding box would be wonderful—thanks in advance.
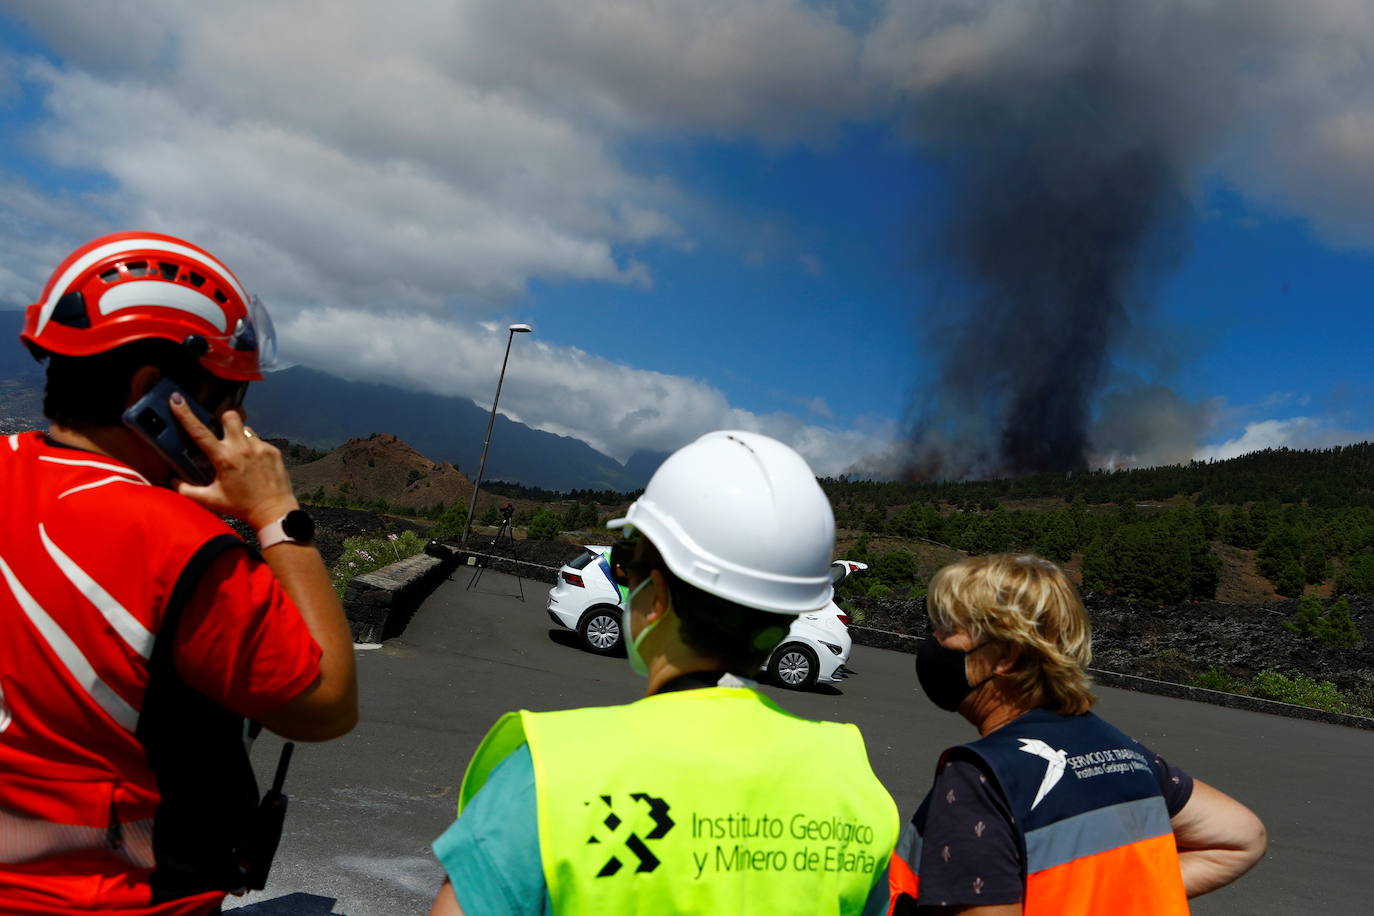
[0,431,321,915]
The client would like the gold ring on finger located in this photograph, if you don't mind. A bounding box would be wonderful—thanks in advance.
[243,427,255,439]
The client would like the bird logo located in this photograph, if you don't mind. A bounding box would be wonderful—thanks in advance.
[1018,738,1067,809]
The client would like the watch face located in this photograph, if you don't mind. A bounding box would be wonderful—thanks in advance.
[282,509,315,542]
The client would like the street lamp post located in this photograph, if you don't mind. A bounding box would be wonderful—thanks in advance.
[462,323,533,547]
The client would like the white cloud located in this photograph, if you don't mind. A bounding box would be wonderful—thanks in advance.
[277,307,893,476]
[1194,416,1374,462]
[0,0,892,471]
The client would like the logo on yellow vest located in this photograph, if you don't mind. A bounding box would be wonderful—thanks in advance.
[586,793,676,877]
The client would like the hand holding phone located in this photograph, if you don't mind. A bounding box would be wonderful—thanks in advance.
[122,378,222,485]
[156,383,300,531]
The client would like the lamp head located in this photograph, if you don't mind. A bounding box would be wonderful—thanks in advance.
[509,323,533,334]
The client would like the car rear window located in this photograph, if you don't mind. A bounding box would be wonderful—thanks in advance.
[568,550,601,570]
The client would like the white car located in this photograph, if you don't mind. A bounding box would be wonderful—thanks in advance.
[546,545,625,654]
[546,548,867,691]
[765,560,866,690]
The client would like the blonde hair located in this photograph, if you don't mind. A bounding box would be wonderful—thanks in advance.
[927,554,1096,715]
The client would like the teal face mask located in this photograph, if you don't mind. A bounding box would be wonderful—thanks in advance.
[624,577,659,677]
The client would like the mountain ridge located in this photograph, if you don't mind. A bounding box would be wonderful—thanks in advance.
[0,309,662,490]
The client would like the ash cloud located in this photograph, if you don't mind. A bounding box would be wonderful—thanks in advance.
[864,0,1374,478]
[884,4,1215,478]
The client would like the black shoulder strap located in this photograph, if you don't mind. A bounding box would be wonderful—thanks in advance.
[136,534,261,901]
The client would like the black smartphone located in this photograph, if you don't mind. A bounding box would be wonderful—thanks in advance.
[121,377,221,485]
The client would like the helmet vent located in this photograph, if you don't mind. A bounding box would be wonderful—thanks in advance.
[213,289,228,304]
[188,271,206,288]
[99,269,120,283]
[158,262,179,280]
[124,261,148,277]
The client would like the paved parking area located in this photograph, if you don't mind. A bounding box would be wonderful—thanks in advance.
[226,571,1374,915]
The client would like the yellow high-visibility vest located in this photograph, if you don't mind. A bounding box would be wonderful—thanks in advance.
[460,685,899,915]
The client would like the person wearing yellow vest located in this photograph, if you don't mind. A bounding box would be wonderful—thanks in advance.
[428,430,900,915]
[888,554,1267,915]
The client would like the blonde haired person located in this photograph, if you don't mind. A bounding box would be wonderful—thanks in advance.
[889,554,1265,915]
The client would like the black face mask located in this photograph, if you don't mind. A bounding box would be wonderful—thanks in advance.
[916,637,995,712]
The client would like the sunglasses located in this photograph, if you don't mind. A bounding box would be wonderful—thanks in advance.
[609,537,654,587]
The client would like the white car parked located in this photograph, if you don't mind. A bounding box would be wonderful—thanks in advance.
[546,545,626,655]
[546,548,867,691]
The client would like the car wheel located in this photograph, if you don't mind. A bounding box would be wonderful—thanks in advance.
[769,643,818,690]
[578,605,623,655]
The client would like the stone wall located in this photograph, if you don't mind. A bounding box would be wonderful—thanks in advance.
[344,542,461,643]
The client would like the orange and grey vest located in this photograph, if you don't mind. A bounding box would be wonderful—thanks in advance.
[890,709,1188,915]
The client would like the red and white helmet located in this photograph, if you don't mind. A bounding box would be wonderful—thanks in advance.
[21,232,276,381]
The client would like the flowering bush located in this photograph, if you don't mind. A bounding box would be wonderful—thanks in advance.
[330,530,427,597]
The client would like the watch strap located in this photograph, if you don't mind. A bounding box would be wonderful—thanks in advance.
[256,510,312,550]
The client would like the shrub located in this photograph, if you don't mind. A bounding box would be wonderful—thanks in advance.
[873,550,921,593]
[1347,684,1374,718]
[431,503,469,538]
[1251,670,1348,713]
[329,530,427,598]
[1192,666,1245,694]
[526,509,561,540]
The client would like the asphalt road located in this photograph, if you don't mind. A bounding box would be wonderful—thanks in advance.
[226,571,1374,915]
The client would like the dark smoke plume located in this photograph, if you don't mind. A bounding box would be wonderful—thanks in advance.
[899,8,1206,479]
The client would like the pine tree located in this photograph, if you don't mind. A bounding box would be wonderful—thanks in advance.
[1313,596,1362,648]
[1285,594,1324,636]
[1335,551,1374,596]
[527,509,560,540]
[1276,561,1305,599]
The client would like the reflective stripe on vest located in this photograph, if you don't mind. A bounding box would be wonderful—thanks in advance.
[886,820,921,911]
[461,687,900,916]
[0,806,155,869]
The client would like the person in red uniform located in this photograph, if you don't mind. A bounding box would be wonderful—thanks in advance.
[889,553,1266,915]
[0,233,358,915]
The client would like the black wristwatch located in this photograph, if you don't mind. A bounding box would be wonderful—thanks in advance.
[257,509,316,549]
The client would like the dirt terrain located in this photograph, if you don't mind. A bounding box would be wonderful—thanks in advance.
[289,433,474,508]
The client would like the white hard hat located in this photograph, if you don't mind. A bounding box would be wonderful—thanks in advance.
[608,430,835,615]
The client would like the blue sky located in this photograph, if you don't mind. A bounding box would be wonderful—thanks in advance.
[1,1,1371,475]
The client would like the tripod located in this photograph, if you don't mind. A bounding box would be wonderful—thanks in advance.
[466,514,525,601]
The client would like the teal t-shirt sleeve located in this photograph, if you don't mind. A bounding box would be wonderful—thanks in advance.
[432,744,549,916]
[861,864,890,916]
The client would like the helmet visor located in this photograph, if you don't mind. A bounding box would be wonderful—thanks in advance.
[224,295,279,372]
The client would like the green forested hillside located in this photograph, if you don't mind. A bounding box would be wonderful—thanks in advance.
[823,443,1374,605]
